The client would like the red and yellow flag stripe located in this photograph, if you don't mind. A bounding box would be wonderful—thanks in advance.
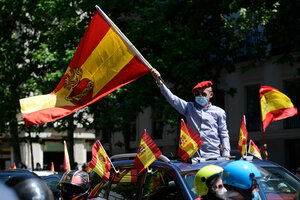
[237,115,248,156]
[134,130,162,173]
[260,86,297,131]
[178,119,203,161]
[20,9,150,126]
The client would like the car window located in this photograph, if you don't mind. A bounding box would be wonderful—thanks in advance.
[259,167,300,200]
[98,169,139,200]
[142,168,184,200]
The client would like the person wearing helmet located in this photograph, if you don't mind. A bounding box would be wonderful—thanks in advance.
[222,160,261,200]
[59,170,90,200]
[194,165,226,200]
[151,68,231,159]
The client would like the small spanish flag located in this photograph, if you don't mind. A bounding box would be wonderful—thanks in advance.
[87,140,111,181]
[237,115,248,156]
[9,162,16,169]
[50,162,55,173]
[260,86,298,131]
[63,141,71,172]
[19,6,151,126]
[134,130,162,173]
[177,119,203,161]
[248,140,262,160]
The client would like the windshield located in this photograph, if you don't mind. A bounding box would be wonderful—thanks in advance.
[259,166,300,200]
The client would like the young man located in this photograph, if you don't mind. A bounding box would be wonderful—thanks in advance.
[151,68,230,159]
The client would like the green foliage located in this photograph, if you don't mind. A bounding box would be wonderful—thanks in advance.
[0,0,298,157]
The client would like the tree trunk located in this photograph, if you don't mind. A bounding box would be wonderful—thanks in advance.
[29,129,34,170]
[10,117,20,164]
[67,114,75,169]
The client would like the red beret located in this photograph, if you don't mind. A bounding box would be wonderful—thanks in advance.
[192,81,213,93]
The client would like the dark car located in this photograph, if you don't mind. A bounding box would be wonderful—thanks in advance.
[94,153,300,200]
[40,173,62,200]
[0,169,55,200]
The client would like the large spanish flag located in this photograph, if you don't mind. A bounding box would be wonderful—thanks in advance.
[260,86,298,131]
[237,115,248,156]
[134,130,162,173]
[63,141,71,172]
[87,140,111,181]
[177,119,203,161]
[248,140,262,160]
[19,6,151,126]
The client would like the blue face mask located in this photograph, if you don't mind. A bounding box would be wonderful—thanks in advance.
[195,96,207,107]
[252,191,259,200]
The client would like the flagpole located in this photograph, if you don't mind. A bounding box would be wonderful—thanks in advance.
[95,5,170,88]
[95,5,152,71]
[107,155,119,173]
[259,91,266,145]
[248,140,251,154]
[196,150,201,158]
[99,141,118,173]
[244,115,248,157]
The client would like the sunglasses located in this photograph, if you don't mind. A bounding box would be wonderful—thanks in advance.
[194,92,208,97]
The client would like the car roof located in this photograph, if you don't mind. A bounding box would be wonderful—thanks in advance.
[0,169,40,183]
[172,157,281,172]
[110,153,283,175]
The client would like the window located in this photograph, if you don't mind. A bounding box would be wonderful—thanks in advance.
[143,168,184,200]
[129,122,137,141]
[152,120,163,139]
[152,108,164,139]
[284,79,300,129]
[99,169,139,200]
[245,85,261,131]
[213,88,225,109]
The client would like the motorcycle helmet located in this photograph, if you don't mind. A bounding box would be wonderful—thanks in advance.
[5,173,54,200]
[194,165,223,196]
[59,170,90,200]
[222,160,261,190]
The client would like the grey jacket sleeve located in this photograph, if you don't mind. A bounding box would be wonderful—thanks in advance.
[159,83,187,115]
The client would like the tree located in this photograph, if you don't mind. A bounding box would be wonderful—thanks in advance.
[1,0,296,162]
[0,0,98,164]
[86,0,282,148]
